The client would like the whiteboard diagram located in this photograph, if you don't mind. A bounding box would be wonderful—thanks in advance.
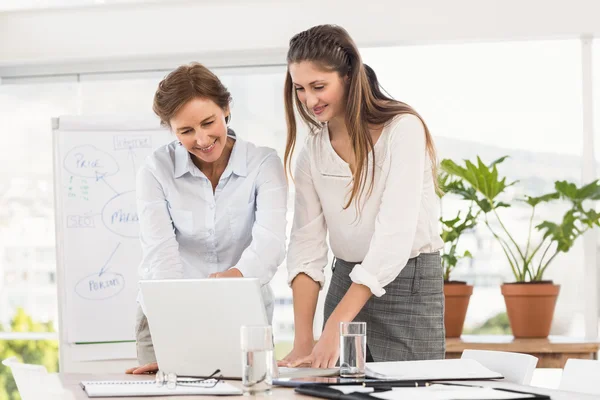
[55,126,170,344]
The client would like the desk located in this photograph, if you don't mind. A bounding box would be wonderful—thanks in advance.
[60,373,599,400]
[446,335,600,368]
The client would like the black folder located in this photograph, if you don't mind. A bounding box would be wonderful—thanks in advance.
[294,382,552,400]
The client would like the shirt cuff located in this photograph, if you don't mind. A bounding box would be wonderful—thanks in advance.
[349,264,386,297]
[287,268,326,289]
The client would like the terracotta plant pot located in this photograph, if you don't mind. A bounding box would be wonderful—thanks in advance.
[444,282,473,338]
[501,282,560,338]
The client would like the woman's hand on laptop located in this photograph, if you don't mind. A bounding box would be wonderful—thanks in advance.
[125,362,159,374]
[208,268,243,278]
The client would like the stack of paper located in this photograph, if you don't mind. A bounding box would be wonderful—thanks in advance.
[365,359,503,381]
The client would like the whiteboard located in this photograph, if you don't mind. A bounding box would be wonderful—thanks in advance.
[53,115,171,369]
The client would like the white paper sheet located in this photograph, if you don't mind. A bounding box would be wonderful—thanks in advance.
[371,385,534,400]
[366,359,503,381]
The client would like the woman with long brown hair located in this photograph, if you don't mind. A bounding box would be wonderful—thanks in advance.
[279,25,445,368]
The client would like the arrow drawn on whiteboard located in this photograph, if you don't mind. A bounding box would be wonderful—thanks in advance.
[99,242,121,277]
[95,170,120,195]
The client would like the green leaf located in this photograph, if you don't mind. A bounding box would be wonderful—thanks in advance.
[441,253,458,268]
[441,215,461,228]
[488,156,510,169]
[582,209,600,228]
[437,172,451,198]
[440,159,477,188]
[524,192,560,207]
[536,213,578,253]
[439,205,479,280]
[440,156,517,204]
[441,230,459,243]
[476,198,493,213]
[556,180,600,203]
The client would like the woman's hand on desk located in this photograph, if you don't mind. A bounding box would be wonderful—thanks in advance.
[277,339,314,367]
[287,324,339,368]
[208,268,243,278]
[279,325,340,368]
[125,362,158,374]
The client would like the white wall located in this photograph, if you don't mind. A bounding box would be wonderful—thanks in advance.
[2,0,600,76]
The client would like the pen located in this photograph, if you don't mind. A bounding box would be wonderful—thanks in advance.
[363,380,432,388]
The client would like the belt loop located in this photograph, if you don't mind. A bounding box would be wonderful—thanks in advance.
[411,256,421,294]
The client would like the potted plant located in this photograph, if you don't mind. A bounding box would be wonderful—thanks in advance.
[438,172,479,338]
[441,156,600,337]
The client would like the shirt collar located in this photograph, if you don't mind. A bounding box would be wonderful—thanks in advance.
[224,135,248,178]
[174,142,194,178]
[173,134,247,179]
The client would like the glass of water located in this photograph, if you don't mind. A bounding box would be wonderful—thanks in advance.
[240,325,274,394]
[339,321,367,378]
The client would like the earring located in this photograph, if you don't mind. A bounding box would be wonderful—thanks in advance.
[178,141,182,146]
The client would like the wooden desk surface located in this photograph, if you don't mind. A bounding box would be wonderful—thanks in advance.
[59,373,600,400]
[446,335,600,353]
[445,335,600,368]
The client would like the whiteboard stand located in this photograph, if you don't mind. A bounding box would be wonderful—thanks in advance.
[53,116,170,373]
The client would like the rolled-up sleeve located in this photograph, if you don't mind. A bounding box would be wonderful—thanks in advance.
[234,153,288,285]
[286,145,329,288]
[136,166,184,280]
[349,115,427,297]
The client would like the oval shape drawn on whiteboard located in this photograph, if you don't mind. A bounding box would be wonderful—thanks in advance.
[63,145,119,179]
[101,190,139,238]
[75,271,125,300]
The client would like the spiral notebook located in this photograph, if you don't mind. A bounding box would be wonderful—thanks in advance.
[79,379,243,397]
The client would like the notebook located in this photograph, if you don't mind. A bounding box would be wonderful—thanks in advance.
[79,379,243,397]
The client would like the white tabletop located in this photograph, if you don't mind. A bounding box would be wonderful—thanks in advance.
[57,371,600,400]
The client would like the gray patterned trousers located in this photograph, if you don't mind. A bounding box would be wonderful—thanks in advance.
[324,252,446,362]
[135,306,157,365]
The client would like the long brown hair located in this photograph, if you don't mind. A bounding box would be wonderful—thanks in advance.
[153,62,232,128]
[284,25,439,209]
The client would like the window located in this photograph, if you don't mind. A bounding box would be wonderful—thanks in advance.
[363,40,585,335]
[0,82,78,328]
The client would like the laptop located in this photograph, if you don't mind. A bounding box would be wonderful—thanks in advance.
[140,278,268,379]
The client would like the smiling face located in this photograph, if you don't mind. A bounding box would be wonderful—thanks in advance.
[170,97,230,165]
[288,61,347,123]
